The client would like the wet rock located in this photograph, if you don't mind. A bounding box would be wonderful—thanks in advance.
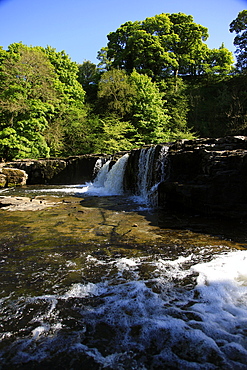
[0,173,6,188]
[124,136,247,218]
[0,167,28,187]
[158,136,247,218]
[0,196,59,211]
[4,154,105,185]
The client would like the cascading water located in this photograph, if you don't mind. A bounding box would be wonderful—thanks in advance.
[92,157,109,178]
[134,145,169,207]
[86,153,129,196]
[93,160,111,188]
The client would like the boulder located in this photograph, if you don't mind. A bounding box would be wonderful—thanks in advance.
[1,167,28,187]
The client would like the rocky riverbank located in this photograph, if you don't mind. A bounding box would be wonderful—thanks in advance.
[2,136,247,218]
[4,154,107,185]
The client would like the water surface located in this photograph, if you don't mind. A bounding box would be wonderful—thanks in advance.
[1,184,247,369]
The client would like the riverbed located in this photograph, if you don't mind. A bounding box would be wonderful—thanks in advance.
[0,184,247,369]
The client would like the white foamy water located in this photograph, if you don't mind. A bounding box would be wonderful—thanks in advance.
[83,154,129,196]
[2,250,247,368]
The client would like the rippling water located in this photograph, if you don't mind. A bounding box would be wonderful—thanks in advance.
[1,184,247,369]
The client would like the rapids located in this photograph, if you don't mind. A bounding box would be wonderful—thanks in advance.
[1,150,247,369]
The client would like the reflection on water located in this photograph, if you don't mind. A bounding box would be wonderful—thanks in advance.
[1,186,247,369]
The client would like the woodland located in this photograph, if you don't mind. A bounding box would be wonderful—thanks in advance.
[0,11,246,160]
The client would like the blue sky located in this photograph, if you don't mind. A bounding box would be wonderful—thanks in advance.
[0,0,246,64]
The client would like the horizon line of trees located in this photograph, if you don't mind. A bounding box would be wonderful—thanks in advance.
[0,10,247,161]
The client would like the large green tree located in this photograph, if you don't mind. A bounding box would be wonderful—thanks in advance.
[0,43,87,160]
[42,47,87,156]
[101,13,233,79]
[0,43,58,159]
[77,60,101,102]
[230,10,247,72]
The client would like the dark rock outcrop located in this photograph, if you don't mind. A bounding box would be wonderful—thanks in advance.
[158,136,247,218]
[5,155,107,185]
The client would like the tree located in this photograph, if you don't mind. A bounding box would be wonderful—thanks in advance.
[166,13,208,77]
[158,77,194,140]
[92,116,135,153]
[203,44,234,75]
[77,60,100,102]
[97,69,136,117]
[97,69,172,145]
[0,43,57,159]
[42,47,87,156]
[128,70,170,143]
[105,15,176,78]
[0,43,87,160]
[44,46,85,104]
[101,13,233,79]
[230,10,247,72]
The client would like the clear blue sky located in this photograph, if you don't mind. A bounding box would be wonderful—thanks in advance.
[0,0,246,64]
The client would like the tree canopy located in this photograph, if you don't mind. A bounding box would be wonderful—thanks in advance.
[101,13,234,79]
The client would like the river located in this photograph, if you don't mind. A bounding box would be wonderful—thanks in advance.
[0,154,247,369]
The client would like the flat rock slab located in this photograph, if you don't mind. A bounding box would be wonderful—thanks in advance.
[0,196,59,211]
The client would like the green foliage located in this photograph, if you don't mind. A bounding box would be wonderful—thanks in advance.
[187,74,247,137]
[158,77,194,140]
[0,43,87,160]
[103,13,233,79]
[203,44,234,75]
[97,69,136,117]
[92,115,135,153]
[77,61,101,103]
[0,43,57,159]
[230,10,247,72]
[128,70,170,143]
[42,46,87,156]
[96,69,172,145]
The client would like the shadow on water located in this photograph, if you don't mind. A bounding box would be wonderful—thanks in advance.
[79,194,247,249]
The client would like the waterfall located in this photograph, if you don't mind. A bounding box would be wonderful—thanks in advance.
[137,147,156,204]
[135,145,169,207]
[85,146,169,206]
[93,160,111,188]
[93,157,109,178]
[88,154,129,195]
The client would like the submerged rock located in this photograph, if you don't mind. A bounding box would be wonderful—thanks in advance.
[0,196,59,211]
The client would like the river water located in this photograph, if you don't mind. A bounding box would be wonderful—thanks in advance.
[1,156,247,369]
